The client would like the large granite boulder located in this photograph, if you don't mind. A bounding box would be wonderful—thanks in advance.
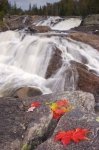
[0,97,52,150]
[70,61,99,104]
[0,91,96,150]
[36,108,99,150]
[45,47,62,78]
[69,32,99,104]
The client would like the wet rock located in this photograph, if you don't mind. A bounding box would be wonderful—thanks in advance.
[74,25,99,35]
[70,61,99,103]
[29,25,51,33]
[36,108,99,150]
[3,15,32,31]
[45,47,62,78]
[0,97,52,150]
[69,32,99,50]
[12,87,43,99]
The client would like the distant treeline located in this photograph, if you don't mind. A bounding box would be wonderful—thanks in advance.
[27,0,99,16]
[0,0,99,20]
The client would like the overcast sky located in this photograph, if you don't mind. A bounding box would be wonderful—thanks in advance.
[9,0,60,10]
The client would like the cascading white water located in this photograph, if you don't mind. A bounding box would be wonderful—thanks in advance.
[0,30,99,97]
[34,16,82,31]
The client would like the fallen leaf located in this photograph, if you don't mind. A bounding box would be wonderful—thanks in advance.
[54,128,89,146]
[72,128,89,143]
[53,111,61,119]
[56,99,69,107]
[49,99,73,119]
[54,131,66,141]
[27,107,35,112]
[31,101,41,107]
[50,102,58,111]
[27,101,41,112]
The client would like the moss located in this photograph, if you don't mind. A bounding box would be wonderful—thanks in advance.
[21,144,31,150]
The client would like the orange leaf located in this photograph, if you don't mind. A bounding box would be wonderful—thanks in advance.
[49,99,72,119]
[50,103,58,111]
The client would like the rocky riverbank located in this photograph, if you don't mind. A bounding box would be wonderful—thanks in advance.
[0,14,99,150]
[0,14,99,34]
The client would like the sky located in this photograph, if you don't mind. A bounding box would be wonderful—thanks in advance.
[8,0,60,10]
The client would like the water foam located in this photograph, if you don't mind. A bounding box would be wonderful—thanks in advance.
[0,30,99,96]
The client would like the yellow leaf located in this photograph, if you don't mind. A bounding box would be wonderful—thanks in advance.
[50,103,58,111]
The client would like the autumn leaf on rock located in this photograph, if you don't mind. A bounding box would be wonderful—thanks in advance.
[72,128,89,143]
[31,101,41,107]
[49,99,73,119]
[54,131,66,141]
[54,128,89,146]
[27,107,35,112]
[27,101,41,112]
[50,102,58,111]
[56,99,69,107]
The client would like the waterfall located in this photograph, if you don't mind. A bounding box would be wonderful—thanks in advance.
[0,30,99,97]
[34,16,82,31]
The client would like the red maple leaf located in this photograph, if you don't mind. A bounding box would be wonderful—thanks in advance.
[53,112,61,119]
[54,128,89,146]
[53,109,66,119]
[31,101,41,108]
[54,131,66,141]
[72,128,89,143]
[56,99,69,107]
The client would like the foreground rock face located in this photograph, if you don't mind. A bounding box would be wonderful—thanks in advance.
[0,97,52,150]
[0,91,96,150]
[36,108,99,150]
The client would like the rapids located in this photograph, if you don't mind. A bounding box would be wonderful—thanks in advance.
[34,16,82,31]
[0,30,99,97]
